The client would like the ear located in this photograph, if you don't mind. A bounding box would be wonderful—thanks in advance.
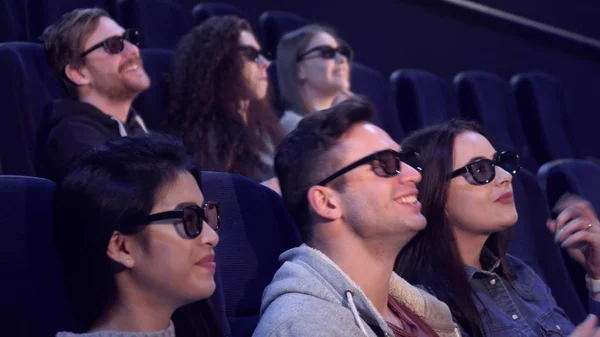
[306,185,343,221]
[64,63,91,86]
[106,231,136,269]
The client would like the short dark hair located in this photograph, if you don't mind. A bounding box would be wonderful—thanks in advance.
[274,98,373,241]
[53,133,198,330]
[42,8,109,98]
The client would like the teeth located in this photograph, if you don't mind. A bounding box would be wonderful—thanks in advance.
[398,195,417,204]
[125,64,139,71]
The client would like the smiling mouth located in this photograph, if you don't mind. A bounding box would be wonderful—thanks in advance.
[397,195,418,204]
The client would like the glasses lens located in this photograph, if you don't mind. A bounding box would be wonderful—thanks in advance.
[320,46,337,59]
[377,151,400,176]
[182,206,201,238]
[104,36,125,54]
[205,202,220,231]
[497,152,520,175]
[339,45,353,60]
[469,159,494,184]
[399,149,423,172]
[125,29,140,46]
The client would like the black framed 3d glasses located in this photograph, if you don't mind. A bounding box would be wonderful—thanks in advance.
[125,201,221,239]
[80,29,140,58]
[238,45,270,63]
[317,148,422,186]
[448,151,521,185]
[297,44,354,62]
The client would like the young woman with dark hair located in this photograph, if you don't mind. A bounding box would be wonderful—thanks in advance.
[164,16,283,182]
[53,134,223,337]
[395,120,600,337]
[276,24,355,134]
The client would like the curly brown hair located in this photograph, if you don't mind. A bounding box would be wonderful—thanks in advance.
[164,16,283,182]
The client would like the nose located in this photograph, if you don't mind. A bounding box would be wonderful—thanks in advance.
[257,54,271,69]
[198,221,219,247]
[335,52,348,64]
[122,40,140,57]
[495,165,513,185]
[399,162,422,185]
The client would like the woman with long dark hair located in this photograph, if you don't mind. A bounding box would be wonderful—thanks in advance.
[164,16,283,182]
[53,134,223,336]
[396,120,600,337]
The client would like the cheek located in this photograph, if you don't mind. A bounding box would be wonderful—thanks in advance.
[446,185,493,229]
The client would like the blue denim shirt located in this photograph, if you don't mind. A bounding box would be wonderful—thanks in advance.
[459,250,600,337]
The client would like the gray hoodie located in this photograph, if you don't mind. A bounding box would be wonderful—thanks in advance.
[253,245,460,337]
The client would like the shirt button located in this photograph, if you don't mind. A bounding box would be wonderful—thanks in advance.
[512,314,519,320]
[556,325,561,330]
[490,279,496,285]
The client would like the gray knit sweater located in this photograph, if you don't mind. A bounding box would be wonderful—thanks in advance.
[56,321,175,337]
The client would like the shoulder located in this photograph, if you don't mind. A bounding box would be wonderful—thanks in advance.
[254,294,361,337]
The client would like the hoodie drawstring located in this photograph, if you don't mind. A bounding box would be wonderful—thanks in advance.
[346,290,369,337]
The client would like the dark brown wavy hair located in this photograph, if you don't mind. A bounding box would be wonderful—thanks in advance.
[395,120,512,337]
[164,16,283,181]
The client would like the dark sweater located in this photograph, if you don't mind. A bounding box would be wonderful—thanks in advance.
[36,99,148,182]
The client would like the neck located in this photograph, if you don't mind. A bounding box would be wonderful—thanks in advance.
[80,93,132,123]
[301,85,338,112]
[91,276,175,333]
[453,227,489,269]
[310,231,402,317]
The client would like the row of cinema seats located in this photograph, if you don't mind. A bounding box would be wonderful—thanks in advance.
[0,37,592,179]
[4,160,600,337]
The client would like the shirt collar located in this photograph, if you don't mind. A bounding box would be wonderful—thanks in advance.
[464,247,502,280]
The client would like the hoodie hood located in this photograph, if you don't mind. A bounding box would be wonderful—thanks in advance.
[259,245,459,337]
[44,99,148,137]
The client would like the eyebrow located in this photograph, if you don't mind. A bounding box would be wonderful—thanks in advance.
[173,201,200,209]
[464,152,497,164]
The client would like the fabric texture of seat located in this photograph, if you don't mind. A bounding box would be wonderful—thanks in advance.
[511,72,580,164]
[544,160,600,313]
[259,10,309,58]
[0,0,22,42]
[26,0,115,42]
[0,175,74,336]
[0,42,66,175]
[117,0,192,49]
[390,69,460,134]
[192,2,251,27]
[351,62,404,142]
[201,171,302,337]
[454,71,538,172]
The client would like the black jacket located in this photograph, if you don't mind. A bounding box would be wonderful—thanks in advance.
[36,99,148,182]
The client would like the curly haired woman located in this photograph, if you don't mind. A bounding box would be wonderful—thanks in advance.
[164,16,283,182]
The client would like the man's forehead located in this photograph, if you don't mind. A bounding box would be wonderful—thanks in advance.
[337,122,399,152]
[84,17,124,47]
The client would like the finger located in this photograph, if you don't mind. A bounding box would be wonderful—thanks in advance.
[555,219,597,243]
[561,230,600,249]
[553,193,580,213]
[555,207,582,233]
[571,314,597,336]
[547,219,557,233]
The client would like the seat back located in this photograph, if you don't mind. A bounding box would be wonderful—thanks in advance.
[259,11,309,58]
[454,71,538,172]
[117,0,191,49]
[390,69,460,134]
[0,42,66,175]
[544,160,600,313]
[352,62,404,141]
[510,170,586,322]
[201,172,302,337]
[511,72,580,163]
[0,175,73,336]
[192,2,251,27]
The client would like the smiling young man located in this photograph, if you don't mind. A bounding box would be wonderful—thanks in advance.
[252,98,460,337]
[38,8,151,182]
